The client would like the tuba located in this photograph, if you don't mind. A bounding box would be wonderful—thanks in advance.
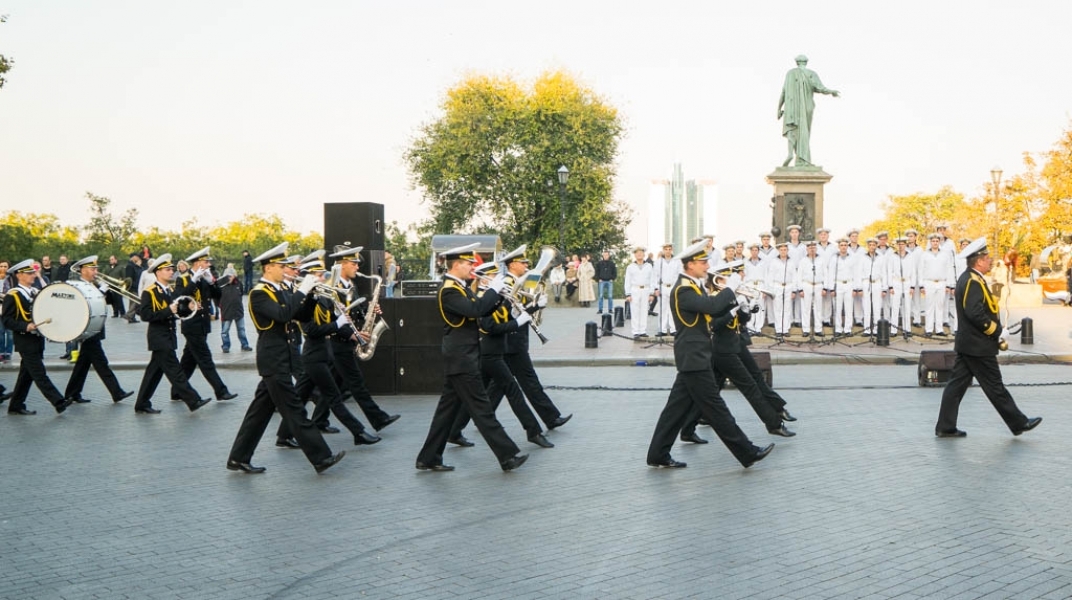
[353,272,389,361]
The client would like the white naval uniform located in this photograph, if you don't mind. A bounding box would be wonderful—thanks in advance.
[624,260,654,336]
[743,257,769,333]
[765,257,794,335]
[885,250,918,334]
[856,252,886,334]
[815,242,836,325]
[652,256,681,335]
[907,244,924,324]
[917,248,954,334]
[794,255,825,334]
[786,242,806,324]
[825,252,857,334]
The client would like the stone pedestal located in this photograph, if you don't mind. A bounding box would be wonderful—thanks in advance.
[765,167,833,242]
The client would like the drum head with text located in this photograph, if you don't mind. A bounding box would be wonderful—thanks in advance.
[33,281,107,343]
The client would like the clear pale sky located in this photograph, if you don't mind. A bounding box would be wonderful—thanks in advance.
[1,1,1070,247]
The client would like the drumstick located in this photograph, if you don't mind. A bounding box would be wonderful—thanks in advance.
[36,318,52,325]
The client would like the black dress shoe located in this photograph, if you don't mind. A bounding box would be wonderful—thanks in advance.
[275,437,301,449]
[54,397,75,414]
[647,458,687,468]
[935,429,967,438]
[768,424,796,437]
[354,431,381,445]
[374,414,401,431]
[114,390,134,403]
[135,407,162,414]
[319,425,341,434]
[226,459,266,474]
[59,353,71,360]
[314,451,346,474]
[501,453,529,472]
[189,398,212,412]
[528,433,554,448]
[743,443,775,468]
[779,409,797,422]
[448,435,475,447]
[1013,417,1042,436]
[548,413,573,430]
[217,392,238,401]
[70,396,92,404]
[415,461,455,471]
[8,408,37,415]
[0,392,11,402]
[680,432,708,444]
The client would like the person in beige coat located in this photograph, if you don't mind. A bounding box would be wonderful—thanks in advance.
[577,254,596,307]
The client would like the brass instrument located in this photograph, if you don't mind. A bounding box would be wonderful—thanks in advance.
[352,272,389,361]
[172,295,199,321]
[476,272,550,344]
[98,273,141,303]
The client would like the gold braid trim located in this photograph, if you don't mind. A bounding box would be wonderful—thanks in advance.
[11,293,30,322]
[673,280,711,329]
[248,284,277,332]
[314,304,331,325]
[148,287,168,311]
[438,279,466,328]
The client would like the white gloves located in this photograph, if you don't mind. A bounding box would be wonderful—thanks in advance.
[191,268,205,282]
[98,282,109,293]
[335,314,350,329]
[514,311,533,326]
[487,273,508,294]
[298,274,318,295]
[536,293,548,308]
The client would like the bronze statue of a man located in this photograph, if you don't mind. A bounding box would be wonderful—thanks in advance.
[778,55,839,167]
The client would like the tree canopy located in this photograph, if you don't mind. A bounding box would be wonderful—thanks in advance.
[0,15,13,90]
[405,70,630,255]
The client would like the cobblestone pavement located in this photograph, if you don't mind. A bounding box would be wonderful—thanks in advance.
[2,363,1071,599]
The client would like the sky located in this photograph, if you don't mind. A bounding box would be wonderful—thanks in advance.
[1,0,1070,249]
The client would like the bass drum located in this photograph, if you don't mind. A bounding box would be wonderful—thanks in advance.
[33,281,108,343]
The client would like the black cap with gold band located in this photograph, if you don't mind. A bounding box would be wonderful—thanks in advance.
[673,240,710,264]
[72,255,99,271]
[253,242,290,266]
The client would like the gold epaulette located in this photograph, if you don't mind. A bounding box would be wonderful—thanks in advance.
[248,284,278,331]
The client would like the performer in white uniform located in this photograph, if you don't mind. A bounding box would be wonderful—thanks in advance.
[652,243,681,337]
[624,247,654,338]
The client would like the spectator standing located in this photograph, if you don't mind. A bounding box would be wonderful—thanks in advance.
[242,250,254,292]
[594,250,617,314]
[55,255,72,282]
[39,255,53,283]
[548,263,566,303]
[384,252,397,298]
[218,265,252,353]
[577,254,596,308]
[105,256,127,317]
[0,259,12,361]
[124,253,144,322]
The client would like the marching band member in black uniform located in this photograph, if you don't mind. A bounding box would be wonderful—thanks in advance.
[501,251,572,431]
[132,254,212,414]
[63,256,133,404]
[171,247,238,402]
[935,238,1042,438]
[416,243,528,472]
[646,241,774,469]
[1,259,73,415]
[449,259,553,449]
[678,263,796,443]
[227,242,345,474]
[277,258,381,448]
[327,246,400,432]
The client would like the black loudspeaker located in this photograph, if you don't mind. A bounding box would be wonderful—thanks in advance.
[324,202,385,296]
[723,351,773,389]
[918,350,956,387]
[385,297,444,347]
[396,347,445,394]
[362,348,396,395]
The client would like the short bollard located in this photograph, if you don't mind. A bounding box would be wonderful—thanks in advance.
[614,306,625,328]
[601,313,614,336]
[1020,317,1033,345]
[875,319,890,347]
[585,321,599,348]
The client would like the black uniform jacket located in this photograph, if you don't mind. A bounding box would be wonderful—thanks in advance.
[174,273,220,335]
[478,296,520,356]
[140,282,181,351]
[248,279,315,377]
[438,275,501,375]
[670,274,736,372]
[2,286,44,353]
[953,268,1002,357]
[711,306,749,355]
[302,296,340,363]
[503,273,538,355]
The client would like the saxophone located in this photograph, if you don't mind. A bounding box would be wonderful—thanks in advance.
[354,273,389,361]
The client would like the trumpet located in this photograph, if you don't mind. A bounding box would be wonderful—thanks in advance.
[476,272,550,344]
[97,273,141,303]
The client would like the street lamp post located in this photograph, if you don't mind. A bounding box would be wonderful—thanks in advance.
[991,165,1004,282]
[557,165,570,254]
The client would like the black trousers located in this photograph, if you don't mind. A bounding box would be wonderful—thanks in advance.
[172,333,229,398]
[417,370,521,467]
[504,351,562,428]
[682,353,782,435]
[279,360,368,440]
[332,343,391,429]
[936,353,1029,433]
[10,345,65,411]
[135,349,201,410]
[229,375,333,467]
[647,369,758,467]
[452,354,542,438]
[64,335,125,401]
[740,347,786,411]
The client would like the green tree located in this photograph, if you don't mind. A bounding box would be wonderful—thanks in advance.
[0,211,81,260]
[406,70,630,254]
[0,15,13,90]
[83,192,140,258]
[863,186,967,240]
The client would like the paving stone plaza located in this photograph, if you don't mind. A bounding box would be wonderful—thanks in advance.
[2,305,1071,599]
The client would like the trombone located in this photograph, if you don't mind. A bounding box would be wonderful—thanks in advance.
[475,272,550,344]
[98,273,141,303]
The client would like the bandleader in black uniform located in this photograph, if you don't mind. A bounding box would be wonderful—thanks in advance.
[227,242,345,474]
[935,237,1042,437]
[63,256,134,404]
[646,241,774,469]
[170,247,237,402]
[1,259,73,415]
[327,245,400,432]
[501,251,572,431]
[415,243,528,472]
[132,254,211,414]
